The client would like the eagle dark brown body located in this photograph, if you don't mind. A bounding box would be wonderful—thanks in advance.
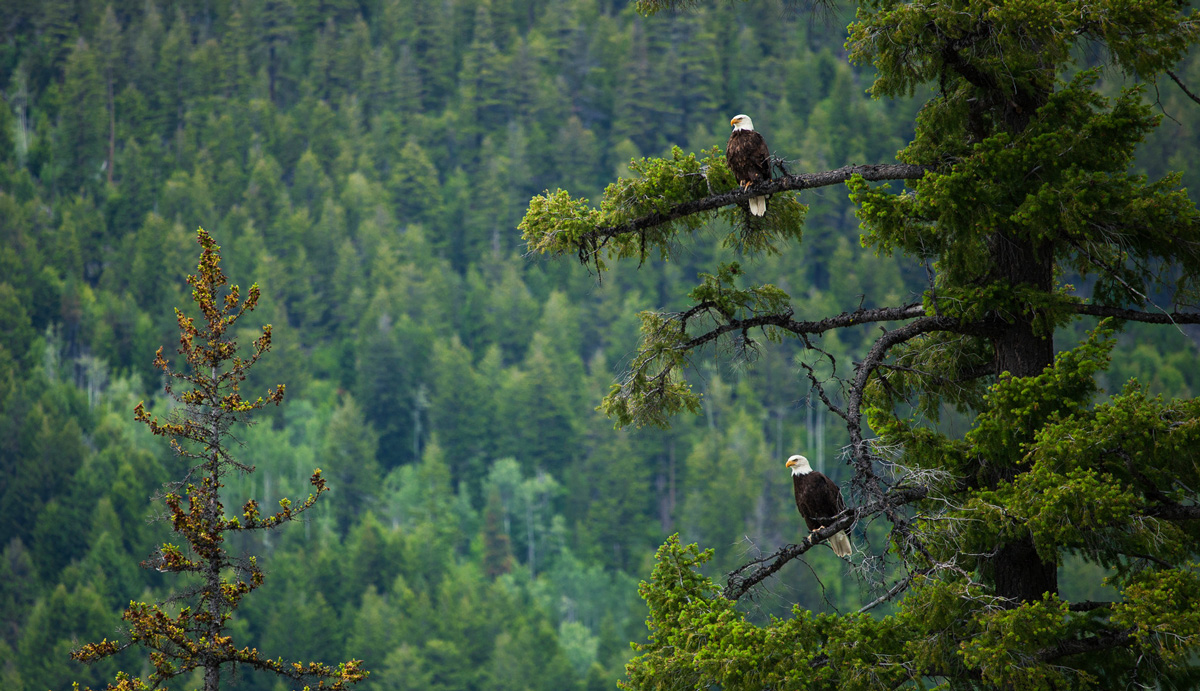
[792,471,846,532]
[727,114,772,216]
[726,129,771,188]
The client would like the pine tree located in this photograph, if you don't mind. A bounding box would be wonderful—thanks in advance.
[53,38,107,194]
[322,395,382,533]
[94,5,121,186]
[408,0,455,110]
[385,139,444,228]
[0,283,36,365]
[521,0,1200,685]
[457,3,509,141]
[481,488,515,578]
[71,229,366,691]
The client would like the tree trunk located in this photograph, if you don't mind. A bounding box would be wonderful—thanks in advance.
[989,231,1058,604]
[106,77,114,185]
[204,380,223,691]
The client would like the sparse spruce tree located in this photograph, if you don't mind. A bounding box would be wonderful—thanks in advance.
[521,0,1200,686]
[70,229,366,691]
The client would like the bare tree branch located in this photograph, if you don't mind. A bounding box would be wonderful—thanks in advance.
[1072,303,1200,324]
[1068,601,1115,612]
[723,486,930,600]
[844,316,977,500]
[1144,503,1200,520]
[858,567,931,613]
[679,302,927,352]
[1166,69,1200,107]
[1038,629,1135,662]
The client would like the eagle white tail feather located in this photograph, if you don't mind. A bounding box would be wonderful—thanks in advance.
[750,196,767,216]
[829,531,852,558]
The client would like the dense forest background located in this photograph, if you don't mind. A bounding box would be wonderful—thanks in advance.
[1,0,1198,689]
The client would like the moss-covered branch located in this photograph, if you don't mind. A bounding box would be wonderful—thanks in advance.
[521,150,926,269]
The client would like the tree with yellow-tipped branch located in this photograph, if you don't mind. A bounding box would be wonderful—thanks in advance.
[71,228,367,691]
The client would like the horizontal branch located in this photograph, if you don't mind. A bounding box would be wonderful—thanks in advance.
[1144,503,1200,520]
[1072,303,1200,324]
[1038,629,1134,663]
[681,302,1199,360]
[1068,601,1115,612]
[681,302,927,352]
[582,163,931,247]
[858,567,931,613]
[1167,69,1200,107]
[722,486,929,600]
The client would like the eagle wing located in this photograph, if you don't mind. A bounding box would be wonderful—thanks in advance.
[793,471,846,531]
[726,129,771,187]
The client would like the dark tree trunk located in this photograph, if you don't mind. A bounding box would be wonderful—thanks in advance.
[994,535,1058,603]
[268,44,277,104]
[106,78,114,185]
[991,231,1055,374]
[988,230,1058,604]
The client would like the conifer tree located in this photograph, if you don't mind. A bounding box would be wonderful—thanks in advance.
[54,38,106,194]
[71,229,365,691]
[94,5,120,186]
[521,0,1200,686]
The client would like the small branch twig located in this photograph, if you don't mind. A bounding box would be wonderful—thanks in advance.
[1072,303,1200,325]
[858,568,931,613]
[1166,69,1200,107]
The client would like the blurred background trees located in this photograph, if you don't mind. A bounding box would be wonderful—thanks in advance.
[1,0,1198,688]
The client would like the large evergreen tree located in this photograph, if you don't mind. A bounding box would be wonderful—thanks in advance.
[521,0,1200,686]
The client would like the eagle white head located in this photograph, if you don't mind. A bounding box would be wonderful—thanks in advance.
[785,454,813,475]
[730,114,755,131]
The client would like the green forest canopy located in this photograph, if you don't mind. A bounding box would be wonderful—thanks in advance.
[0,0,1199,689]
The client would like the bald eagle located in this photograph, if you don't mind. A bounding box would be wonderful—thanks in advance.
[727,114,771,216]
[786,454,852,558]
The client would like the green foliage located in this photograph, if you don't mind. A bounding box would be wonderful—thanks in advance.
[601,262,793,429]
[849,0,1200,102]
[851,74,1200,316]
[0,283,36,363]
[626,536,914,691]
[322,395,382,533]
[1113,568,1200,660]
[3,0,1200,689]
[521,146,805,271]
[965,326,1114,465]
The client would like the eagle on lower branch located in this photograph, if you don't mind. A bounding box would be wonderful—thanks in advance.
[786,454,852,558]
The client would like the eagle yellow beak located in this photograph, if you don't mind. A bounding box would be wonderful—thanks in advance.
[730,117,738,126]
[785,458,796,468]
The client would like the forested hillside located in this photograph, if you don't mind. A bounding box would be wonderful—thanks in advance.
[1,0,1198,689]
